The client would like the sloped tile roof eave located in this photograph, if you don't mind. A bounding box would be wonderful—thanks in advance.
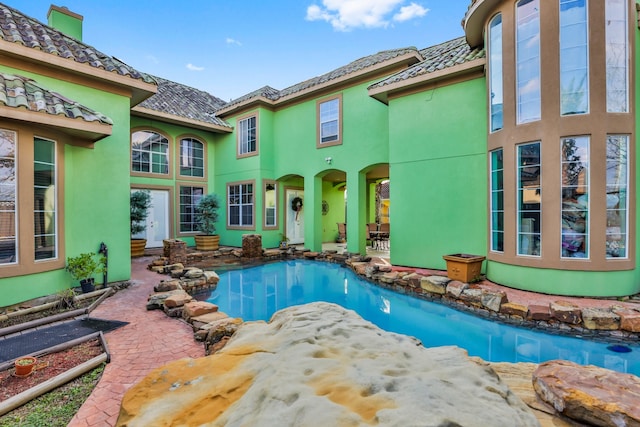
[132,106,232,133]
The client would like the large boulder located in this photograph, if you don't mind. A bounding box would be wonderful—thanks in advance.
[117,302,539,427]
[533,360,640,426]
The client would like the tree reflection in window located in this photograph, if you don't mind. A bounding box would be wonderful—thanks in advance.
[606,135,628,258]
[517,142,541,256]
[561,137,589,258]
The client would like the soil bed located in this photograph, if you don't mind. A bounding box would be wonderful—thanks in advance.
[0,339,103,402]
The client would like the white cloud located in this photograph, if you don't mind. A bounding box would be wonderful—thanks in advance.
[393,3,428,22]
[306,0,426,31]
[226,37,242,46]
[186,63,205,71]
[145,54,160,64]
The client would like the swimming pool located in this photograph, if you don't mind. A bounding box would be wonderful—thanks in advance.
[204,260,640,376]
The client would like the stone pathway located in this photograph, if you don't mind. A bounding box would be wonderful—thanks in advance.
[68,256,204,427]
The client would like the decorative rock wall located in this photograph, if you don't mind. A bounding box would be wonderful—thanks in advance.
[241,234,262,259]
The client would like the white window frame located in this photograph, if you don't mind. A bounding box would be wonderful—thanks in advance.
[179,137,205,178]
[317,94,342,148]
[227,181,255,229]
[131,130,170,175]
[179,185,204,233]
[237,114,257,158]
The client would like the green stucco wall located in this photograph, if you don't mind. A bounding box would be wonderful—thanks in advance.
[0,67,133,306]
[387,78,488,270]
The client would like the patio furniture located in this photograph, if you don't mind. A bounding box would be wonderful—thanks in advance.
[337,223,347,242]
[366,223,377,246]
[376,223,390,250]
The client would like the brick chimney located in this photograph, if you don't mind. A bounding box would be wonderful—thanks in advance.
[47,5,83,41]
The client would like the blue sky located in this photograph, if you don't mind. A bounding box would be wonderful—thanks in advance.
[7,0,471,102]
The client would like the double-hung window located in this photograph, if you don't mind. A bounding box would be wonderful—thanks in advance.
[264,181,277,229]
[317,95,342,147]
[179,137,204,178]
[237,115,257,158]
[228,182,254,228]
[131,130,169,175]
[179,186,204,233]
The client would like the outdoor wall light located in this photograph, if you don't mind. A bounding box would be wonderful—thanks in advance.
[325,157,332,164]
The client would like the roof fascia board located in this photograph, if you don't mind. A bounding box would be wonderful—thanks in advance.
[368,58,486,104]
[0,106,112,142]
[131,106,233,133]
[463,0,500,48]
[0,40,157,105]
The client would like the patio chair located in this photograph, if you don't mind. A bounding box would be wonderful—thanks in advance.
[378,223,390,250]
[337,223,347,242]
[366,223,377,246]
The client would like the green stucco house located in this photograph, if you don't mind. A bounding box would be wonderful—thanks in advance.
[1,0,639,307]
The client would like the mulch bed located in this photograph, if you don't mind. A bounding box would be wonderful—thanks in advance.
[0,339,103,402]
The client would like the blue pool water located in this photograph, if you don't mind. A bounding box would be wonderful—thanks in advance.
[205,260,640,376]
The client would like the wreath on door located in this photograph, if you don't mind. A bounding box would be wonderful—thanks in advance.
[291,197,303,221]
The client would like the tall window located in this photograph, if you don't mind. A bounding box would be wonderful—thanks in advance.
[606,135,628,258]
[179,138,204,177]
[489,14,503,132]
[131,130,169,174]
[179,186,204,233]
[516,0,541,124]
[517,142,541,256]
[34,137,57,260]
[605,0,628,113]
[237,115,257,157]
[561,136,589,258]
[490,149,504,252]
[0,129,17,265]
[264,181,277,229]
[560,0,588,115]
[317,95,342,147]
[228,182,254,228]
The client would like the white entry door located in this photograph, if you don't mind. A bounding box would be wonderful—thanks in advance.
[136,190,169,248]
[285,189,304,245]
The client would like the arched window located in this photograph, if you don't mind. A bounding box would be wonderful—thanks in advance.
[489,14,503,132]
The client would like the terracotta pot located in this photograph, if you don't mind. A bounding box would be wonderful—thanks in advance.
[194,235,220,251]
[130,239,147,257]
[15,356,37,376]
[442,254,486,283]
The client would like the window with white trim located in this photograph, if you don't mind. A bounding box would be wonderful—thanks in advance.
[517,142,541,256]
[560,0,589,115]
[317,95,342,147]
[0,129,17,264]
[606,135,628,258]
[131,130,169,174]
[228,182,254,227]
[516,0,541,124]
[490,149,504,252]
[561,136,589,258]
[264,181,277,228]
[237,115,257,157]
[605,0,628,113]
[34,137,57,261]
[179,137,204,177]
[179,186,204,233]
[489,14,503,132]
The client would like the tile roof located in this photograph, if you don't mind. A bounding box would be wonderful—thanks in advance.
[222,47,421,109]
[0,72,113,125]
[137,76,231,128]
[0,3,155,85]
[369,37,485,90]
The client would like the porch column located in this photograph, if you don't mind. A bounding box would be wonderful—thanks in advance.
[346,171,367,255]
[304,175,323,252]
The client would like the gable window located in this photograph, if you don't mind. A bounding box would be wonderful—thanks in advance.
[490,149,504,252]
[1,127,63,276]
[131,130,169,175]
[516,0,541,124]
[317,95,342,147]
[517,142,541,256]
[264,180,277,229]
[228,181,254,228]
[605,0,628,113]
[179,137,204,178]
[179,186,204,233]
[237,114,257,158]
[560,0,589,115]
[489,14,503,132]
[561,136,589,258]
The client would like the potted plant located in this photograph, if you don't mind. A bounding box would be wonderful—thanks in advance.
[442,253,486,283]
[14,356,37,376]
[194,193,221,251]
[131,190,152,257]
[279,233,290,249]
[66,252,106,293]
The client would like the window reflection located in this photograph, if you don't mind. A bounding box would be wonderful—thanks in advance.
[561,137,589,258]
[517,142,541,256]
[606,136,628,258]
